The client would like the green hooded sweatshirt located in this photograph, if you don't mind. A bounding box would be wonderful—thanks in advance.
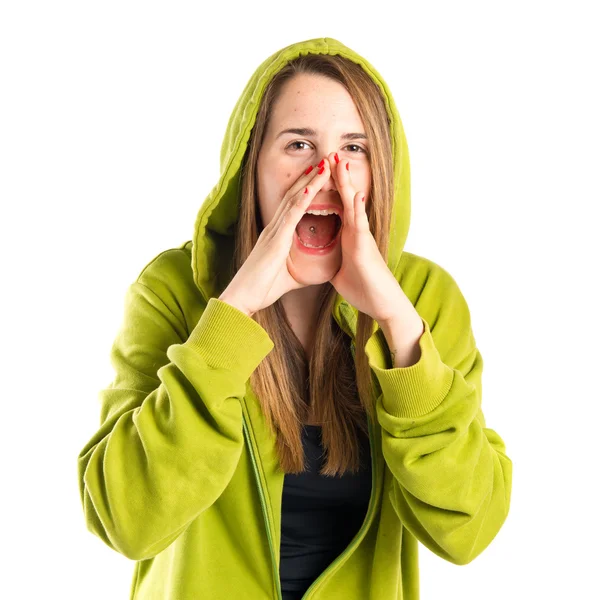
[77,37,513,599]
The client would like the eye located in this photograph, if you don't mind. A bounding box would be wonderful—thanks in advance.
[286,141,312,151]
[285,141,367,154]
[345,144,366,154]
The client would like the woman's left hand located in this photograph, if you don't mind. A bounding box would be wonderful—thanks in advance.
[327,152,403,324]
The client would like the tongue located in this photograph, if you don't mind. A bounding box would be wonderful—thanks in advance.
[296,213,339,247]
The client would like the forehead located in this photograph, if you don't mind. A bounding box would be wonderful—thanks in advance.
[269,73,363,131]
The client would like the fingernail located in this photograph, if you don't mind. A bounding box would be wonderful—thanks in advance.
[318,158,325,168]
[346,162,350,171]
[334,153,339,164]
[362,196,365,202]
[304,165,313,175]
[318,166,325,175]
[304,187,308,194]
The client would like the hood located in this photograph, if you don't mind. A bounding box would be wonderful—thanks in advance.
[191,37,411,334]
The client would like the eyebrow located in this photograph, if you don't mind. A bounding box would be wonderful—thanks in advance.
[275,127,368,141]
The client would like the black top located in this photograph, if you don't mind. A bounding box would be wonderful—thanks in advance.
[279,424,372,600]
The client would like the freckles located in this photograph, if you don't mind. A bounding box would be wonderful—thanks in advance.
[286,172,291,179]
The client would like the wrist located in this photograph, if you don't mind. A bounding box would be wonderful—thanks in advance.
[217,293,254,318]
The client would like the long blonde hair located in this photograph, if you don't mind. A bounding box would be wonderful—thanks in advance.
[234,53,394,476]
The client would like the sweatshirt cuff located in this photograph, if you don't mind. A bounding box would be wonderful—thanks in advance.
[183,297,274,381]
[368,317,454,418]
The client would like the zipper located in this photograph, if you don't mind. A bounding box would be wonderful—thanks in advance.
[242,416,283,600]
[300,412,377,599]
[243,412,378,600]
[242,341,379,600]
[301,340,380,597]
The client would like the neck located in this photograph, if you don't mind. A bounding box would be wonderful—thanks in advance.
[280,284,326,324]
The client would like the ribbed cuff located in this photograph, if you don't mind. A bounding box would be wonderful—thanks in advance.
[183,297,274,381]
[369,317,454,418]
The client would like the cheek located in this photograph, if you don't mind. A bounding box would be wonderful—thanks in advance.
[357,166,371,195]
[257,149,305,213]
[257,171,289,227]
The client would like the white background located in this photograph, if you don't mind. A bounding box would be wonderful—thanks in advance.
[2,1,598,598]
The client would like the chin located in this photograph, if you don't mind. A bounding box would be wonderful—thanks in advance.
[287,247,342,286]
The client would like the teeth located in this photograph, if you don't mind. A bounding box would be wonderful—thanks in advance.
[305,209,339,216]
[298,237,334,249]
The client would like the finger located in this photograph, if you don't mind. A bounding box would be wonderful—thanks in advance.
[266,162,321,234]
[271,158,331,238]
[337,158,355,226]
[353,191,369,231]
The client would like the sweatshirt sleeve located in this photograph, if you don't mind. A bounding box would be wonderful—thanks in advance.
[369,273,513,566]
[77,279,274,561]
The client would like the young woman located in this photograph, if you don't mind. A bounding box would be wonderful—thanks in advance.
[78,37,513,600]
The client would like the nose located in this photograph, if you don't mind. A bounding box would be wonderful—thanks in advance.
[321,156,339,193]
[321,174,338,193]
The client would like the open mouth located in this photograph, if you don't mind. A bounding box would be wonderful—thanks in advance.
[295,213,342,249]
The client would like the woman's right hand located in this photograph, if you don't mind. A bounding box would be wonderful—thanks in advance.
[218,158,331,317]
